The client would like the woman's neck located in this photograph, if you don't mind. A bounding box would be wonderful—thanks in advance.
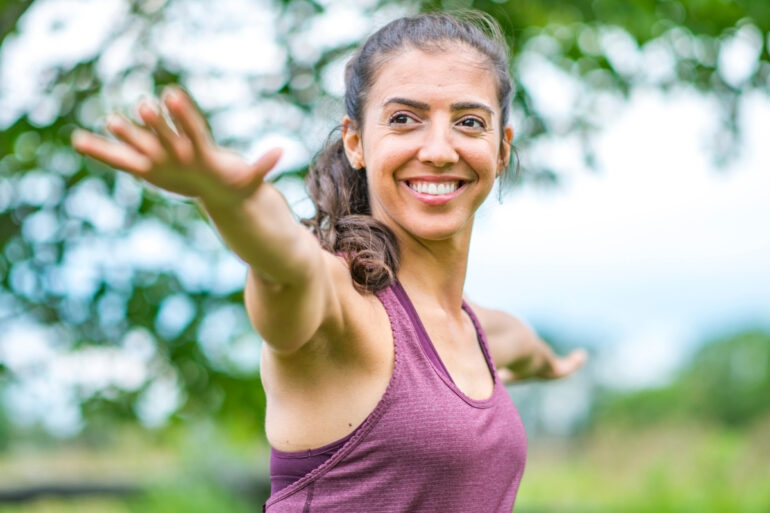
[395,228,471,315]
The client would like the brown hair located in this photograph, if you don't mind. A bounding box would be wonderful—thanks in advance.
[302,12,515,293]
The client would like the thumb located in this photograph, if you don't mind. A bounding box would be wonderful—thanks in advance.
[250,147,284,185]
[496,367,517,383]
[551,348,588,378]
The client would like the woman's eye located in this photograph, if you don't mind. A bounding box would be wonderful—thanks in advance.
[389,113,416,125]
[458,117,485,129]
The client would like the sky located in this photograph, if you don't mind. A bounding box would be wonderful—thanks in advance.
[0,0,769,435]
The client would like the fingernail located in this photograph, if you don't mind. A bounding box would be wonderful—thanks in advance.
[138,100,158,117]
[106,114,121,130]
[71,129,86,146]
[162,87,180,104]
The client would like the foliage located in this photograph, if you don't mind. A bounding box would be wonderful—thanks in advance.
[592,330,770,428]
[0,404,9,452]
[0,0,768,436]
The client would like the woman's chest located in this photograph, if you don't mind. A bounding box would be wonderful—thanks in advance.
[409,306,496,400]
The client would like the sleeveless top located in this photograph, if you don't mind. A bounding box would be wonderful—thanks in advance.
[264,282,528,512]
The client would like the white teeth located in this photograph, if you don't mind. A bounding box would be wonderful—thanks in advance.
[408,181,459,195]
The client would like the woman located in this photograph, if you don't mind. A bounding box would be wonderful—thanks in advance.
[73,12,586,512]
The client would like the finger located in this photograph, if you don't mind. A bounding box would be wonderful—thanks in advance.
[162,87,212,150]
[496,367,516,384]
[72,129,152,174]
[138,100,194,164]
[249,147,284,185]
[551,348,588,378]
[106,114,165,163]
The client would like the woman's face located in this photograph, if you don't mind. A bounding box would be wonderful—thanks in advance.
[343,44,513,245]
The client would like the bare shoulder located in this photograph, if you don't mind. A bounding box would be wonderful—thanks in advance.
[260,253,394,450]
[260,253,395,451]
[265,251,392,372]
[315,252,392,364]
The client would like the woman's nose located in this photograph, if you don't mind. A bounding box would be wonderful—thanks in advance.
[417,123,459,168]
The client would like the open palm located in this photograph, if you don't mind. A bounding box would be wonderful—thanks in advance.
[72,87,281,205]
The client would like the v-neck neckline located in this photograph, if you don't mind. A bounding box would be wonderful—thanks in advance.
[391,280,498,406]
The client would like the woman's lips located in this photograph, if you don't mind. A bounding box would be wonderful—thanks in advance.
[402,179,467,205]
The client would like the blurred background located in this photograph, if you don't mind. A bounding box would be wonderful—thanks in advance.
[1,0,769,511]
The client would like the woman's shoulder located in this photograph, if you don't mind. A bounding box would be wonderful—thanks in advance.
[260,250,393,411]
[307,250,393,361]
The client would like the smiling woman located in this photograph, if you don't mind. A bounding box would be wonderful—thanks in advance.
[344,47,510,243]
[72,11,586,513]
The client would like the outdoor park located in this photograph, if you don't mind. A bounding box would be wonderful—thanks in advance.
[1,0,769,511]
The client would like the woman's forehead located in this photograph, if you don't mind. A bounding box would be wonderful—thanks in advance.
[366,46,499,110]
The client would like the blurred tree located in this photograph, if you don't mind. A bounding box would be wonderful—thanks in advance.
[437,0,770,170]
[593,330,770,428]
[0,376,10,452]
[0,0,767,437]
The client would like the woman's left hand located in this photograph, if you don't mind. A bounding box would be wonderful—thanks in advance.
[497,348,588,383]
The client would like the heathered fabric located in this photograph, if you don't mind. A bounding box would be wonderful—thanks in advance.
[263,282,527,512]
[270,424,358,494]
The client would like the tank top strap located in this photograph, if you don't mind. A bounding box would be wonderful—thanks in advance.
[390,280,455,382]
[374,281,428,363]
[460,299,500,384]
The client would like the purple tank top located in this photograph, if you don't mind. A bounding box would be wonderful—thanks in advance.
[265,282,528,512]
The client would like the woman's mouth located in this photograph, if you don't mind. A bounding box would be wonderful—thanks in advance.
[406,180,461,196]
[403,179,467,205]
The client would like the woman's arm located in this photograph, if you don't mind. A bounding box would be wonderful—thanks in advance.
[468,301,587,383]
[73,87,343,355]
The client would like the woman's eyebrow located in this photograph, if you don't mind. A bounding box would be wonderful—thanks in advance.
[383,97,493,116]
[450,101,494,116]
[383,97,430,110]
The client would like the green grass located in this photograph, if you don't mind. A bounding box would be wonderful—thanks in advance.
[516,417,770,513]
[0,499,129,513]
[0,483,256,513]
[128,483,256,513]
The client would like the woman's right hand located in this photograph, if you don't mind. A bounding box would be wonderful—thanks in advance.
[73,86,344,356]
[72,87,282,206]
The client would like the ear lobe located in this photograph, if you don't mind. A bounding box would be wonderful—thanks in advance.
[342,116,365,170]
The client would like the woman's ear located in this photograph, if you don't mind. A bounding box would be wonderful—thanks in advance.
[342,116,365,170]
[498,125,514,175]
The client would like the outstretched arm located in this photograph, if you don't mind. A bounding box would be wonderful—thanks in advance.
[73,87,341,355]
[468,301,587,383]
